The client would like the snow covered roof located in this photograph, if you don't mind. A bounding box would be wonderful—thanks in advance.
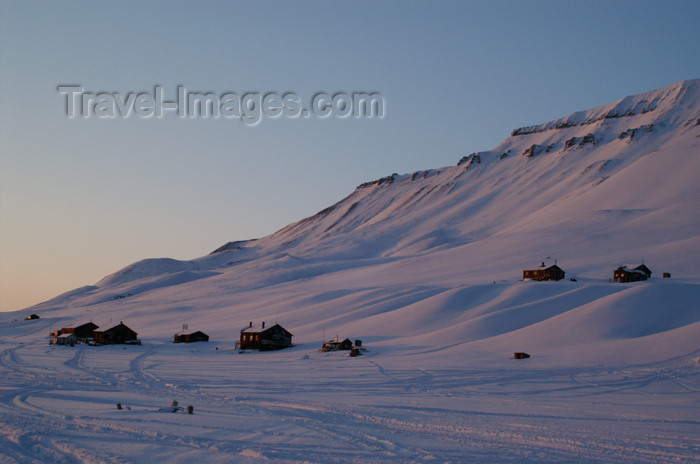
[241,323,290,334]
[619,268,646,275]
[617,264,651,275]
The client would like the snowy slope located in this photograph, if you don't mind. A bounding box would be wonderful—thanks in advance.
[15,79,700,358]
[1,80,699,463]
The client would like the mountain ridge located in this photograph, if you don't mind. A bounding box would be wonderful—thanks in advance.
[243,78,700,269]
[510,78,700,136]
[35,78,700,295]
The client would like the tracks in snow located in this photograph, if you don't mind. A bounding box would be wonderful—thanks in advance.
[1,341,698,463]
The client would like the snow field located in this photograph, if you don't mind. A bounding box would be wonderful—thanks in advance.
[1,334,698,464]
[3,276,700,463]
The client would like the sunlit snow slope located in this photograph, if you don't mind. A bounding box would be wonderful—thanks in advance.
[18,79,700,366]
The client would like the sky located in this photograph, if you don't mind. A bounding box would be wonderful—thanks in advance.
[1,0,700,312]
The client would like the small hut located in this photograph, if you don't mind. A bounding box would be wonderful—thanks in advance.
[174,331,210,343]
[239,321,292,351]
[93,322,138,345]
[614,264,652,283]
[523,262,566,281]
[321,338,354,352]
[61,322,99,341]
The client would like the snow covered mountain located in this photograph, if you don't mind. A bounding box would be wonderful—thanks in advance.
[3,79,700,464]
[18,79,700,364]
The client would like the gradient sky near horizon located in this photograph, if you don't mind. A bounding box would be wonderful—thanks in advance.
[2,0,700,312]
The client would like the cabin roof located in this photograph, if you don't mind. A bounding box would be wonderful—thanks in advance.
[617,264,651,274]
[75,322,99,330]
[95,322,136,335]
[524,264,564,272]
[618,268,647,275]
[241,323,292,336]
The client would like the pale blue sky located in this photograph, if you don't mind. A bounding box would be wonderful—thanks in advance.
[2,0,699,311]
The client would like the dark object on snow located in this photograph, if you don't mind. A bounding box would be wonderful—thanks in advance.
[25,314,40,320]
[54,322,99,344]
[93,322,138,345]
[187,405,194,414]
[50,322,98,345]
[614,264,652,283]
[321,338,354,352]
[65,322,99,339]
[117,403,122,410]
[663,272,671,279]
[514,352,531,359]
[523,263,565,281]
[174,331,210,343]
[321,338,365,355]
[162,400,184,412]
[239,321,293,351]
[50,333,77,346]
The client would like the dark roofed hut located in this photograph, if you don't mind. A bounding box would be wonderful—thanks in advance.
[321,338,354,352]
[239,322,293,351]
[523,263,566,281]
[174,331,210,343]
[93,322,138,345]
[61,322,99,342]
[614,264,652,283]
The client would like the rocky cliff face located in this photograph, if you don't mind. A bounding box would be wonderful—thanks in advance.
[242,80,700,265]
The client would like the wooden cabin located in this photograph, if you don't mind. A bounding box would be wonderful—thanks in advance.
[523,263,566,281]
[239,321,293,351]
[93,322,138,345]
[614,264,652,283]
[51,322,99,345]
[321,338,354,352]
[62,322,99,341]
[174,331,210,343]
